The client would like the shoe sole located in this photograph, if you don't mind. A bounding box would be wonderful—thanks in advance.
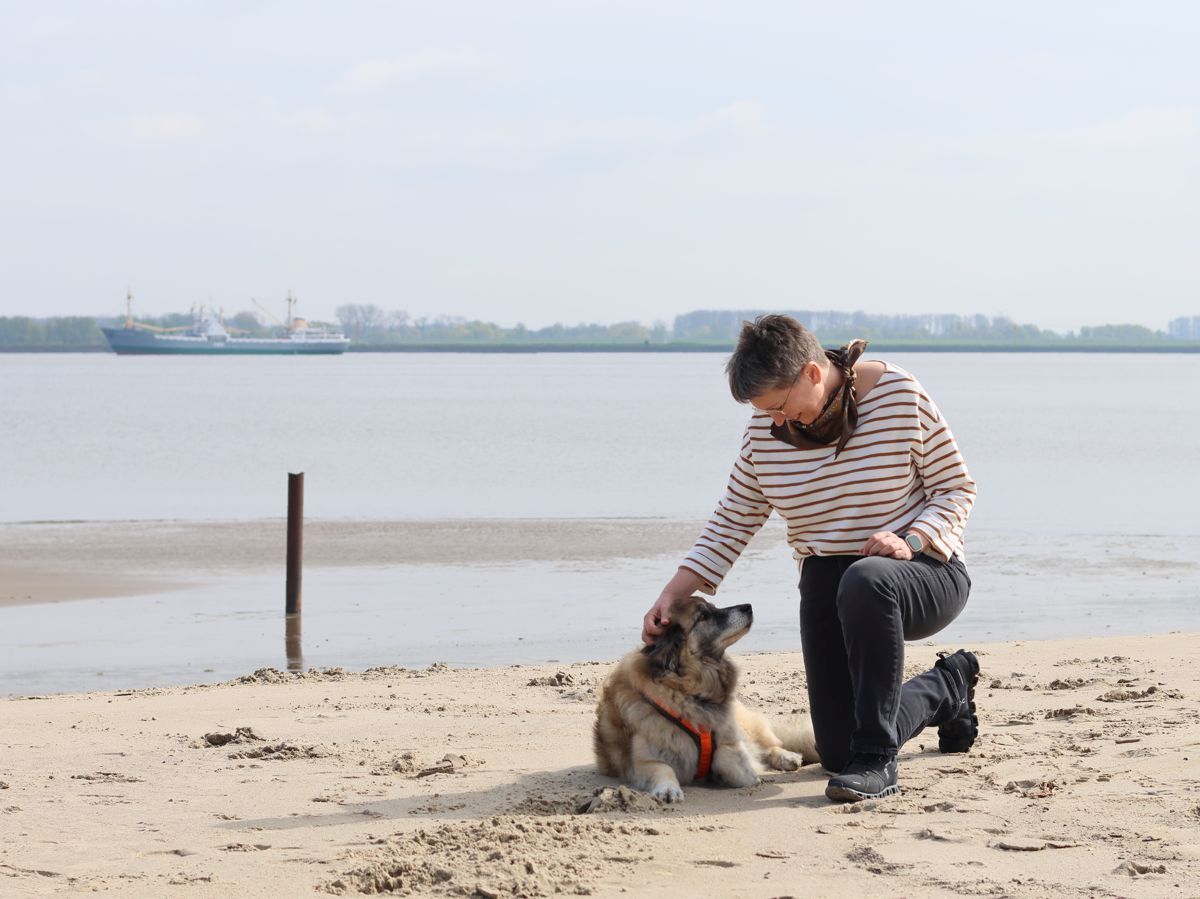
[825,783,901,803]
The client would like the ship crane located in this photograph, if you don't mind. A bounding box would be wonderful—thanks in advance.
[253,291,303,333]
[216,306,250,336]
[252,297,288,330]
[122,290,192,333]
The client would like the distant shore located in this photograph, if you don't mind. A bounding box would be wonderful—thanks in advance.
[352,343,1200,353]
[5,342,1200,354]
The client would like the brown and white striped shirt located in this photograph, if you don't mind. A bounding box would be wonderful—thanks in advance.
[681,363,976,593]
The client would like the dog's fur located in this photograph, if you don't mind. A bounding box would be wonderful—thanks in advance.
[593,595,820,802]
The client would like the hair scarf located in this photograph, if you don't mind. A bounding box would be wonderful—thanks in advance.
[768,339,869,457]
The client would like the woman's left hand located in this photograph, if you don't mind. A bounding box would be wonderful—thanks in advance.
[861,531,912,559]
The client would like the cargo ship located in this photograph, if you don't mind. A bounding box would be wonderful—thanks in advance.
[101,292,350,355]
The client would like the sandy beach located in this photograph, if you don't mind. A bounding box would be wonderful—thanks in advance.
[2,632,1198,897]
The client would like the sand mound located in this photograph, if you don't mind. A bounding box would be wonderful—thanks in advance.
[235,667,350,685]
[325,815,663,896]
[236,668,293,685]
[1097,685,1182,702]
[371,751,422,776]
[201,726,263,747]
[373,753,481,778]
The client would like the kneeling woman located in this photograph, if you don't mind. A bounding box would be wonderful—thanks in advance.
[642,314,980,802]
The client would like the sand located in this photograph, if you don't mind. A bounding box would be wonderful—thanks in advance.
[0,518,710,606]
[4,518,1197,611]
[2,632,1199,897]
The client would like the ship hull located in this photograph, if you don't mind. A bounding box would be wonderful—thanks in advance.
[101,327,350,355]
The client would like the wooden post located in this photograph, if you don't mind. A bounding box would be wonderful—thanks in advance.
[286,472,303,615]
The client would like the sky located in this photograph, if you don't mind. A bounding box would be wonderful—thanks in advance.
[2,1,1198,332]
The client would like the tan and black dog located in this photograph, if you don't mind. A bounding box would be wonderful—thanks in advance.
[593,595,819,802]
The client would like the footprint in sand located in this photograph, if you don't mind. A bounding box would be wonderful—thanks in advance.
[70,772,143,783]
[228,742,328,761]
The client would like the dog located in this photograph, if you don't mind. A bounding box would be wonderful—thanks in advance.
[593,595,820,802]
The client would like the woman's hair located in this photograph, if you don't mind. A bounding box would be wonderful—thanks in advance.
[725,314,825,402]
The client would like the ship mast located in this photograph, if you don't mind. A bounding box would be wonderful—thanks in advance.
[287,289,296,331]
[125,288,134,329]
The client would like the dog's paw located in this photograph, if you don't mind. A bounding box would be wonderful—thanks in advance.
[767,748,804,771]
[649,782,684,803]
[719,769,761,789]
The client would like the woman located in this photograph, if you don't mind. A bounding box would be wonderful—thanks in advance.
[641,314,979,802]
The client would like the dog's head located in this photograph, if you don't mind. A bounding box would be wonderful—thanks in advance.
[641,596,752,698]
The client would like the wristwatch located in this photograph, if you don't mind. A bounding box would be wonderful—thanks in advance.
[903,533,924,555]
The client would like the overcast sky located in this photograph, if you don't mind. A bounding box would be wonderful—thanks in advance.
[2,1,1198,332]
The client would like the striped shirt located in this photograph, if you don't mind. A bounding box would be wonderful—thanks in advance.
[681,362,976,593]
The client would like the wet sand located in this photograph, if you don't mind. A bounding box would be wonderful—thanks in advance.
[0,518,711,605]
[4,517,1198,699]
[1,633,1197,896]
[3,517,1198,607]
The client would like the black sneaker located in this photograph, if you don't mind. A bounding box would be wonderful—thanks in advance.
[825,753,899,802]
[935,649,980,753]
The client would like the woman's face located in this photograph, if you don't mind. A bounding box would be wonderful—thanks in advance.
[750,361,828,425]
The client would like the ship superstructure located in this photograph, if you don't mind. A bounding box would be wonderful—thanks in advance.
[101,292,350,355]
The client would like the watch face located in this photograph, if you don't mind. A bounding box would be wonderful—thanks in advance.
[904,534,922,553]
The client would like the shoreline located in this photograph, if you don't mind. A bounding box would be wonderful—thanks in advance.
[4,517,1196,699]
[2,511,1200,595]
[1,632,1197,896]
[5,344,1200,353]
[3,517,1197,607]
[0,518,712,606]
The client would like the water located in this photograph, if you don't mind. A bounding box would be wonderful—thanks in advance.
[1,352,1196,531]
[1,352,1197,694]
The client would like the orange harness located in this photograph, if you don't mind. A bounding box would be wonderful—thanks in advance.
[640,690,716,781]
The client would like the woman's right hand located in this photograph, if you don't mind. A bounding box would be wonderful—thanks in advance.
[642,567,709,644]
[642,594,675,644]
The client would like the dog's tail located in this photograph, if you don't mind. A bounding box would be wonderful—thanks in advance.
[774,713,820,766]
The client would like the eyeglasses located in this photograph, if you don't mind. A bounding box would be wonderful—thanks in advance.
[754,366,806,417]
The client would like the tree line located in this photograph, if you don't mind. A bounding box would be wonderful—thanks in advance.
[1,307,1198,349]
[334,305,1197,346]
[671,310,1196,345]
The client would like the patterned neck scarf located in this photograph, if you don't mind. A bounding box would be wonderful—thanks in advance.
[769,339,869,456]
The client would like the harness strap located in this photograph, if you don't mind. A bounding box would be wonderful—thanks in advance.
[640,690,716,781]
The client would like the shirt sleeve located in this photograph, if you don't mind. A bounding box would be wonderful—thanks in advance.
[680,425,773,593]
[907,390,977,562]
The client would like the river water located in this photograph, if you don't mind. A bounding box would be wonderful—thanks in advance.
[2,351,1196,531]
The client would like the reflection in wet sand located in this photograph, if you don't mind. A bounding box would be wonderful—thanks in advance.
[286,613,303,671]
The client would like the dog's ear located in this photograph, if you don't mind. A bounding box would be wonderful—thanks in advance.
[642,623,685,677]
